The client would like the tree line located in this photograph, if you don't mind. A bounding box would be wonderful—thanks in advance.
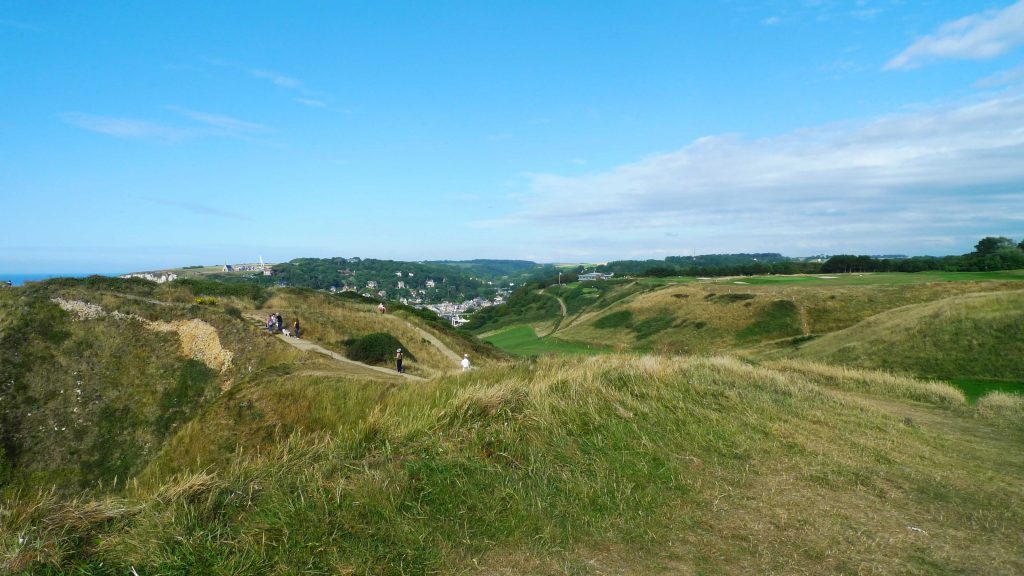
[821,237,1024,273]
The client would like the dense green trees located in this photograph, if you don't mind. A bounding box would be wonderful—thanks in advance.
[821,237,1024,273]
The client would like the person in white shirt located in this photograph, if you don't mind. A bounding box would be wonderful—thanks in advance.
[460,354,471,371]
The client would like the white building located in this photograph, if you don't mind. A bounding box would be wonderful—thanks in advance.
[120,272,178,284]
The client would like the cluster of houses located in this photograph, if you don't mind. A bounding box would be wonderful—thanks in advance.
[423,294,507,326]
[120,271,178,284]
[578,272,614,281]
[222,261,274,276]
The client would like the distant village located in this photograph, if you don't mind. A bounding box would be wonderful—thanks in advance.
[325,270,514,327]
[122,260,513,327]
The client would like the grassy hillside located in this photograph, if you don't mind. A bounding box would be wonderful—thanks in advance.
[0,278,298,493]
[780,290,1024,381]
[538,276,1024,355]
[4,275,1024,574]
[3,355,1022,574]
[260,289,506,376]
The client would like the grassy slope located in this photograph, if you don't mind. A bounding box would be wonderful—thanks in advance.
[3,356,1022,574]
[262,289,506,376]
[552,277,1024,355]
[0,279,299,493]
[780,290,1024,381]
[483,325,609,356]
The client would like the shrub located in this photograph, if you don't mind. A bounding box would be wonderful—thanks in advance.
[632,316,674,339]
[173,278,267,305]
[345,332,415,365]
[713,293,756,303]
[594,310,633,329]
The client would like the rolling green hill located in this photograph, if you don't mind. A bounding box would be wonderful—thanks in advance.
[3,353,1022,574]
[780,290,1024,381]
[4,275,1024,574]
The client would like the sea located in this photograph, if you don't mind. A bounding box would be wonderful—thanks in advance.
[0,273,118,286]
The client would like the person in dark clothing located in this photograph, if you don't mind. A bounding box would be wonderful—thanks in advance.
[395,348,404,373]
[293,318,300,339]
[275,313,283,333]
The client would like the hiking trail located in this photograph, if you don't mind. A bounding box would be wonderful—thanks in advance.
[246,314,424,382]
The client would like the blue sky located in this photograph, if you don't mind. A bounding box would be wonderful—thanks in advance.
[2,1,1023,272]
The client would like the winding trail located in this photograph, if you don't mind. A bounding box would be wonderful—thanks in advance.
[537,289,568,337]
[383,315,461,362]
[277,333,424,381]
[245,314,424,382]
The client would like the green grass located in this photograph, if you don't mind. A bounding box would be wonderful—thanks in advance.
[634,276,700,286]
[4,356,1023,574]
[6,278,1024,574]
[593,310,633,329]
[717,270,1024,286]
[483,325,608,356]
[947,378,1024,403]
[737,300,801,341]
[785,290,1024,382]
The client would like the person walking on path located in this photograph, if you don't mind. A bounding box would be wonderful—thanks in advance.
[379,302,387,314]
[395,348,404,373]
[275,313,283,333]
[293,318,300,339]
[266,314,275,333]
[460,354,471,371]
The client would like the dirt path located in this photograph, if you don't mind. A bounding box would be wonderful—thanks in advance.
[277,333,424,381]
[384,315,461,362]
[245,314,424,382]
[537,290,568,337]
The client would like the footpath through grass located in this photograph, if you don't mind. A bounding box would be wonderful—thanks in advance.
[483,324,608,356]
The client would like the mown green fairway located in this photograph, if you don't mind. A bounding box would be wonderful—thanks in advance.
[947,378,1024,403]
[483,324,608,356]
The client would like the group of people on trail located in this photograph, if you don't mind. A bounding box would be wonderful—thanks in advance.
[266,312,300,338]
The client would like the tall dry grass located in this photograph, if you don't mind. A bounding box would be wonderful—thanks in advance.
[4,354,1023,574]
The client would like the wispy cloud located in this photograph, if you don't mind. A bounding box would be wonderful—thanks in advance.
[295,97,327,108]
[251,68,303,89]
[886,1,1024,70]
[514,95,1024,254]
[975,64,1024,88]
[165,106,267,133]
[62,107,269,143]
[152,199,251,221]
[249,68,330,107]
[59,113,186,142]
[761,16,781,26]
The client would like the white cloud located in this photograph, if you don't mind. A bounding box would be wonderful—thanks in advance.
[165,106,267,132]
[59,113,186,142]
[974,64,1024,88]
[515,95,1024,254]
[886,1,1024,70]
[295,97,327,108]
[62,108,269,143]
[761,16,781,26]
[251,68,303,89]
